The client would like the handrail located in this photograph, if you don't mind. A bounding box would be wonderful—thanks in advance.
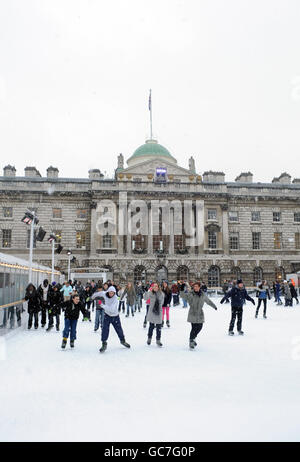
[0,299,25,309]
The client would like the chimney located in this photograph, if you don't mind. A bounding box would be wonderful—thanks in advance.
[202,171,225,183]
[272,172,291,184]
[25,166,41,177]
[235,172,253,183]
[89,169,104,180]
[47,166,59,178]
[3,165,16,177]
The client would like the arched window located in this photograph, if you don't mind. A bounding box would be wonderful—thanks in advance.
[208,266,220,287]
[156,266,168,283]
[231,267,241,281]
[176,265,189,281]
[134,266,147,284]
[253,267,263,285]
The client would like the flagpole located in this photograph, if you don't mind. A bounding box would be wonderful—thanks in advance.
[149,89,153,140]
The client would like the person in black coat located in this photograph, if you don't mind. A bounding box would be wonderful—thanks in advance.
[60,294,87,348]
[220,279,255,335]
[37,279,53,328]
[25,284,40,329]
[161,281,172,327]
[46,285,63,331]
[289,282,299,304]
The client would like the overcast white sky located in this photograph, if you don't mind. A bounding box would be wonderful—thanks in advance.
[0,0,300,182]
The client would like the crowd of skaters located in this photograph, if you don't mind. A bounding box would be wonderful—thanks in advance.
[22,274,299,352]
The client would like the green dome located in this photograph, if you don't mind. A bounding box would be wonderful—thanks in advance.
[127,139,177,164]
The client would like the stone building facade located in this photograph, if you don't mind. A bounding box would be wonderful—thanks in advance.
[1,139,300,287]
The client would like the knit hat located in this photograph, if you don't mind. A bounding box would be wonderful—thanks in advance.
[237,279,243,284]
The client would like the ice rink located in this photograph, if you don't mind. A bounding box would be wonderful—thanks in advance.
[1,296,300,442]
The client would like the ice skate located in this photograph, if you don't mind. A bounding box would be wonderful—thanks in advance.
[99,341,107,353]
[238,330,244,335]
[147,337,152,345]
[189,339,196,349]
[121,340,130,348]
[70,339,75,348]
[156,340,163,347]
[228,331,234,336]
[166,320,170,328]
[61,337,67,349]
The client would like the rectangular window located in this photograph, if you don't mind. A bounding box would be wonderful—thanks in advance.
[102,235,112,248]
[229,232,239,250]
[274,232,282,249]
[295,233,300,249]
[76,231,86,248]
[2,229,12,248]
[294,213,300,223]
[228,211,239,222]
[52,208,62,219]
[77,209,88,219]
[273,212,281,222]
[207,209,217,220]
[252,232,261,250]
[3,207,13,218]
[26,229,36,248]
[174,235,185,249]
[208,230,217,248]
[251,211,261,222]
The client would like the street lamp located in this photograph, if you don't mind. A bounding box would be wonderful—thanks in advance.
[48,233,57,283]
[66,250,72,281]
[21,210,39,283]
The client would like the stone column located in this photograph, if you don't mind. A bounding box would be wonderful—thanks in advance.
[90,201,98,256]
[221,204,229,255]
[148,203,153,255]
[169,208,174,255]
[196,199,205,254]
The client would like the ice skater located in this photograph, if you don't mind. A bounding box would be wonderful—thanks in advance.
[144,282,164,347]
[99,286,130,353]
[179,281,217,349]
[255,281,271,319]
[60,294,87,348]
[220,279,255,335]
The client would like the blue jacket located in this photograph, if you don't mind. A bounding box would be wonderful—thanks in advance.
[221,287,255,308]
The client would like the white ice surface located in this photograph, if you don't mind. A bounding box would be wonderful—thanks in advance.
[1,296,300,442]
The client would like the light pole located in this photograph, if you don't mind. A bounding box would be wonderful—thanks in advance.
[48,233,57,283]
[67,250,72,281]
[21,210,39,283]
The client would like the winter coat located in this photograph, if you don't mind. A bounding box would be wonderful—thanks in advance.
[290,284,298,298]
[180,290,217,323]
[37,284,53,305]
[144,290,164,324]
[91,289,106,310]
[162,289,172,307]
[121,287,136,306]
[49,289,63,315]
[101,287,119,317]
[25,290,40,313]
[257,285,271,300]
[60,299,86,320]
[221,287,255,308]
[283,284,292,300]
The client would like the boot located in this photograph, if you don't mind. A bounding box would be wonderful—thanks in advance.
[228,331,234,336]
[147,337,152,345]
[121,340,130,348]
[99,341,107,353]
[61,337,67,349]
[238,330,244,335]
[143,321,147,328]
[166,320,170,328]
[70,339,75,348]
[46,325,53,332]
[162,321,164,327]
[189,339,196,349]
[156,340,163,347]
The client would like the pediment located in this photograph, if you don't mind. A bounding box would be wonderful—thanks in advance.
[118,158,195,176]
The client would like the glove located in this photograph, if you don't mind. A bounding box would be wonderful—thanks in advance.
[86,297,90,302]
[215,307,217,310]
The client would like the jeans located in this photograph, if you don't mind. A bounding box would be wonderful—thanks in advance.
[118,300,125,312]
[28,311,39,329]
[148,322,162,340]
[144,305,149,325]
[95,309,105,330]
[173,294,179,306]
[126,304,135,316]
[101,314,125,343]
[63,318,78,340]
[229,307,243,332]
[48,313,60,328]
[182,298,188,307]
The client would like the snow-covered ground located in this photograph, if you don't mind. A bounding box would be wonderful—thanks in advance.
[1,296,300,442]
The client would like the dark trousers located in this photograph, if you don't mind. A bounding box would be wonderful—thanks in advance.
[148,322,162,340]
[229,307,243,332]
[190,323,203,340]
[101,314,125,343]
[48,313,60,328]
[256,298,267,316]
[63,318,78,340]
[118,300,125,312]
[41,302,48,326]
[144,305,150,324]
[28,311,39,328]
